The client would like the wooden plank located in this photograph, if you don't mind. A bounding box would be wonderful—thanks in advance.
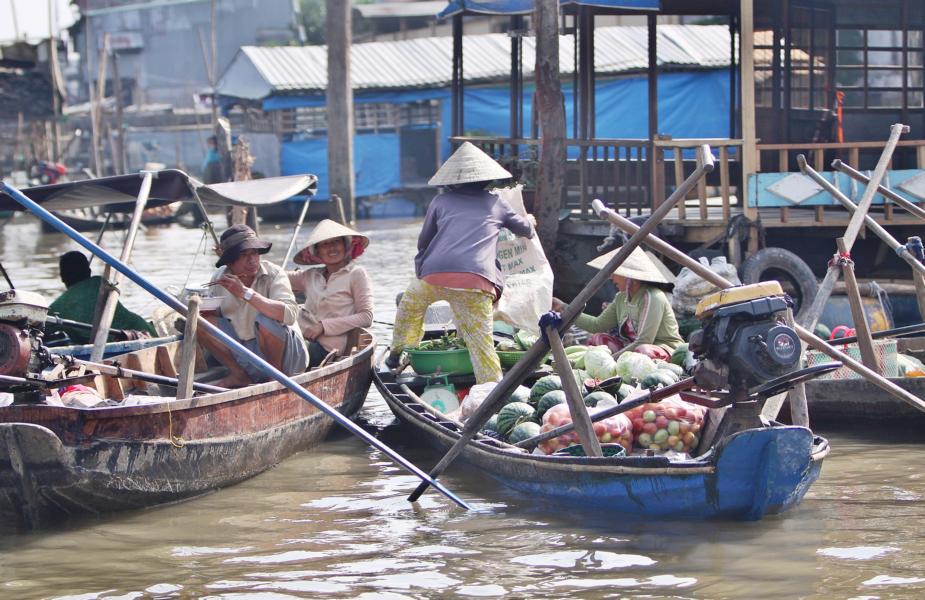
[156,346,178,378]
[739,0,757,220]
[176,295,201,400]
[849,147,859,169]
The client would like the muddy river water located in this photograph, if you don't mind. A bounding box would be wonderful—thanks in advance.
[0,214,923,599]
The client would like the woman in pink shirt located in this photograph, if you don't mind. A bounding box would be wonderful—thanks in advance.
[288,220,373,368]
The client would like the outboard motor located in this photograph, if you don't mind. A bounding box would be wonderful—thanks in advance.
[0,290,51,379]
[688,282,801,398]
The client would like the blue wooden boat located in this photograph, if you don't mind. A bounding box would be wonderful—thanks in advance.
[374,363,829,520]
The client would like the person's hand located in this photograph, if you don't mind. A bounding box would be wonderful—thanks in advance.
[551,296,566,312]
[527,213,537,227]
[217,273,247,299]
[305,322,324,340]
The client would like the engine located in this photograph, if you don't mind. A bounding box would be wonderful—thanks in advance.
[687,282,801,396]
[0,290,50,378]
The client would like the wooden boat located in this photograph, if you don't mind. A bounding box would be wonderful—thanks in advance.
[805,377,925,425]
[374,362,830,520]
[0,330,375,530]
[42,203,180,233]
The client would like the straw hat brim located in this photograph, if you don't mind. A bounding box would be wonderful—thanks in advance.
[586,246,675,284]
[294,219,369,265]
[428,141,513,186]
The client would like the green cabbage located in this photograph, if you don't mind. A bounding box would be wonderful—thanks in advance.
[583,346,618,380]
[614,351,658,384]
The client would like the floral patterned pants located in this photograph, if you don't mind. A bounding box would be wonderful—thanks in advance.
[392,279,503,384]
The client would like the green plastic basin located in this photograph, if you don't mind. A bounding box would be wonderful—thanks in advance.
[406,348,474,375]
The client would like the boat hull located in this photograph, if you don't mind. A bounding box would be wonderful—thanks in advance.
[375,370,827,520]
[0,335,374,530]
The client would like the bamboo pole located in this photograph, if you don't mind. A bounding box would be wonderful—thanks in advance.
[797,124,908,332]
[547,326,601,457]
[282,198,312,268]
[406,146,716,503]
[593,201,925,416]
[832,159,925,223]
[836,237,878,371]
[89,171,154,361]
[797,156,925,279]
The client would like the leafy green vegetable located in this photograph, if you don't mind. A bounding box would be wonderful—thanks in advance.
[411,332,467,351]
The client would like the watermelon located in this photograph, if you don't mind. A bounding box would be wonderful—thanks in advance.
[535,390,567,420]
[505,385,531,406]
[481,414,499,433]
[583,390,616,408]
[670,343,690,367]
[508,421,541,444]
[530,375,563,403]
[641,370,677,390]
[815,323,832,340]
[496,402,535,435]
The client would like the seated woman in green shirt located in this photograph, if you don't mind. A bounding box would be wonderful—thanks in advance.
[552,246,683,361]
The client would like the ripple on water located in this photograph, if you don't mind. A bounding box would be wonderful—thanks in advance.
[817,546,899,560]
[510,549,656,569]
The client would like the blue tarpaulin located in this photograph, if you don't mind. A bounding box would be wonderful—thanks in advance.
[279,69,731,198]
[438,1,660,19]
[281,133,401,200]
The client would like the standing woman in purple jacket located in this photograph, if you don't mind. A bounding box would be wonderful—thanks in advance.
[387,142,536,383]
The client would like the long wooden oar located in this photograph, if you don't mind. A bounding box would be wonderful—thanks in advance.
[1,181,472,511]
[831,159,925,223]
[406,145,716,503]
[69,357,228,394]
[593,200,925,415]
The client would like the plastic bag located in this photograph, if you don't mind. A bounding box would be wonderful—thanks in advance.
[537,403,634,455]
[623,396,706,453]
[897,353,925,377]
[492,185,554,335]
[672,256,742,315]
[458,382,498,423]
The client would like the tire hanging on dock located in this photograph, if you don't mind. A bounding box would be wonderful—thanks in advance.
[740,247,819,321]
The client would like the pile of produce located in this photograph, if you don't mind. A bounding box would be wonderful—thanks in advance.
[537,402,633,455]
[495,329,540,352]
[623,397,706,454]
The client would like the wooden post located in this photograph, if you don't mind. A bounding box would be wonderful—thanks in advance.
[176,294,201,399]
[913,271,925,323]
[231,136,258,232]
[326,0,356,225]
[837,237,879,371]
[111,51,126,174]
[739,0,758,221]
[547,326,602,457]
[533,0,567,258]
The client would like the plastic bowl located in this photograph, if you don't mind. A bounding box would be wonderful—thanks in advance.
[198,296,223,312]
[406,348,474,375]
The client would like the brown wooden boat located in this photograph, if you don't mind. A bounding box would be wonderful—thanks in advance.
[0,330,375,531]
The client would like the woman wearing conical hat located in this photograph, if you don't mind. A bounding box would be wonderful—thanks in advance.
[386,142,536,383]
[288,219,373,368]
[552,246,683,360]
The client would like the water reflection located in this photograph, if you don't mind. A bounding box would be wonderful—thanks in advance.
[0,215,923,599]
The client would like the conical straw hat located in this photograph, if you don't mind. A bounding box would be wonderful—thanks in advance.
[586,246,675,284]
[428,141,513,186]
[294,219,369,265]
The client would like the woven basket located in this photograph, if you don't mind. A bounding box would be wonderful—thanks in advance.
[805,339,898,380]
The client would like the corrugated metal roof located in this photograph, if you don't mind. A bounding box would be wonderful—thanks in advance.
[219,24,732,98]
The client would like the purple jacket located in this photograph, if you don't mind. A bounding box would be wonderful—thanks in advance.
[414,188,535,293]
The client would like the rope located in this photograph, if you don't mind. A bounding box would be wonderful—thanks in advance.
[828,251,852,269]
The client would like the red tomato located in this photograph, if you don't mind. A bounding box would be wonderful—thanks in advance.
[655,415,669,429]
[642,422,658,435]
[675,406,687,418]
[593,422,607,436]
[663,408,678,420]
[632,418,645,432]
